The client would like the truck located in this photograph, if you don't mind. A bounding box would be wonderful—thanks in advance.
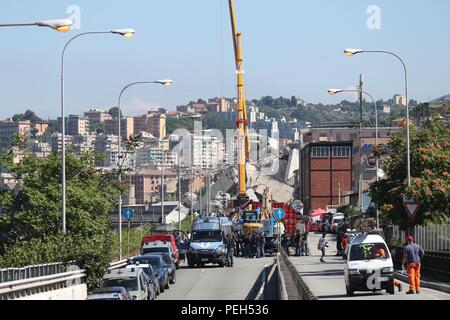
[141,234,180,269]
[186,217,232,268]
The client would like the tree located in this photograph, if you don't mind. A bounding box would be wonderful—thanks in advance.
[108,107,120,119]
[370,117,450,228]
[12,110,42,123]
[0,150,124,288]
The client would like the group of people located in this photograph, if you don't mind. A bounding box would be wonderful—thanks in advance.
[223,230,268,268]
[281,230,309,256]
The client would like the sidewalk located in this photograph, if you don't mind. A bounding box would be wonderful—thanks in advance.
[286,233,450,300]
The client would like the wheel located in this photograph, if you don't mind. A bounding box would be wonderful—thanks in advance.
[387,285,395,295]
[188,259,195,268]
[170,273,176,284]
[218,258,226,268]
[346,285,354,296]
[164,277,170,289]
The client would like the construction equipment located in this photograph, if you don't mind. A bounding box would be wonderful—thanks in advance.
[228,0,250,202]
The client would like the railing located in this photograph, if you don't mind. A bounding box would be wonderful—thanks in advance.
[0,262,84,300]
[0,257,134,300]
[386,224,450,282]
[0,261,77,284]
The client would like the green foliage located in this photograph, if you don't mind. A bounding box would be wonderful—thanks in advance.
[12,110,42,123]
[108,107,120,119]
[370,118,450,228]
[0,151,123,289]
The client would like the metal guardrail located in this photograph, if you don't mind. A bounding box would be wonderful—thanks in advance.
[0,269,85,300]
[0,256,136,300]
[0,261,77,284]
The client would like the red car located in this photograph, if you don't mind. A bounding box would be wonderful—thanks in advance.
[308,222,320,232]
[142,234,180,269]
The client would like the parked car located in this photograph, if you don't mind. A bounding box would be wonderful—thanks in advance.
[308,222,320,232]
[131,255,170,292]
[142,240,180,270]
[125,262,157,300]
[142,234,180,269]
[344,233,395,296]
[146,252,176,285]
[87,286,132,300]
[101,268,150,300]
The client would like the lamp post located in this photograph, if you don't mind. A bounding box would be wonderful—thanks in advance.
[116,80,172,259]
[60,29,135,235]
[344,48,410,190]
[328,88,380,228]
[0,19,73,32]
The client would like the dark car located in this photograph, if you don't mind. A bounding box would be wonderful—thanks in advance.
[89,286,132,300]
[145,252,176,285]
[131,255,170,292]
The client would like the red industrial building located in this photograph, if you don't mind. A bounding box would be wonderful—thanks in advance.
[300,141,353,213]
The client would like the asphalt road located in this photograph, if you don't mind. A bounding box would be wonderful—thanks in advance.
[159,256,274,300]
[288,233,450,300]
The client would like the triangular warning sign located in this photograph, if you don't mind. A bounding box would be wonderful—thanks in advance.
[403,201,421,220]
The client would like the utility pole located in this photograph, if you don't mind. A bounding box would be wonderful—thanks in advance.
[161,151,165,224]
[338,181,341,207]
[190,167,194,231]
[178,153,182,230]
[358,73,364,213]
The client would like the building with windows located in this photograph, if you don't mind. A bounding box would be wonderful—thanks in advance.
[0,120,31,144]
[84,108,112,124]
[133,110,167,139]
[67,115,89,136]
[300,141,353,213]
[131,169,177,204]
[105,117,134,140]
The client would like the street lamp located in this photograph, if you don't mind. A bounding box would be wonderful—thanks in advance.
[116,80,172,260]
[328,88,380,228]
[60,29,135,235]
[344,48,411,189]
[0,19,73,32]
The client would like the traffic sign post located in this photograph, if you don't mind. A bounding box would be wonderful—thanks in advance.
[123,208,134,258]
[403,196,421,220]
[272,208,286,253]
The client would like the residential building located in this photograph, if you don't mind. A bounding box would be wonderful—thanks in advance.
[393,94,407,107]
[67,115,89,136]
[300,141,353,213]
[0,120,31,143]
[191,134,222,169]
[134,111,166,139]
[33,122,49,136]
[135,147,177,168]
[51,133,74,153]
[131,169,177,204]
[105,117,134,140]
[30,140,51,158]
[84,108,112,124]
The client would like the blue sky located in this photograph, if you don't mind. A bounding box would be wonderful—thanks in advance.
[1,0,449,119]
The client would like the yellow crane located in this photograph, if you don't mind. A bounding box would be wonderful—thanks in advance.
[228,0,250,201]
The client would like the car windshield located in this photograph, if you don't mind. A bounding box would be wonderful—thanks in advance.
[102,278,138,292]
[142,247,169,255]
[333,218,343,223]
[192,230,222,243]
[141,256,162,269]
[349,242,390,261]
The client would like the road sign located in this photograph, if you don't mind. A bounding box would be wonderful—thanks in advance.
[403,196,421,220]
[273,208,286,221]
[123,208,134,220]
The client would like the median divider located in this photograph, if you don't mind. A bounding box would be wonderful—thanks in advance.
[277,249,318,300]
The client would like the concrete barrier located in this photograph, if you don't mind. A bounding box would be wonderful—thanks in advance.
[17,284,87,300]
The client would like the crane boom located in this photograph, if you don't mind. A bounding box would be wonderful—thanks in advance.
[228,0,250,199]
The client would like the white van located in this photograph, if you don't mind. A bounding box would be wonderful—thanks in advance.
[344,234,395,296]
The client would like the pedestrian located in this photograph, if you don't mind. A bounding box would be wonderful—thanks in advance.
[260,233,266,257]
[402,236,425,294]
[336,232,343,256]
[303,231,309,256]
[341,233,349,259]
[318,233,328,263]
[244,233,251,258]
[225,234,235,267]
[294,230,301,256]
